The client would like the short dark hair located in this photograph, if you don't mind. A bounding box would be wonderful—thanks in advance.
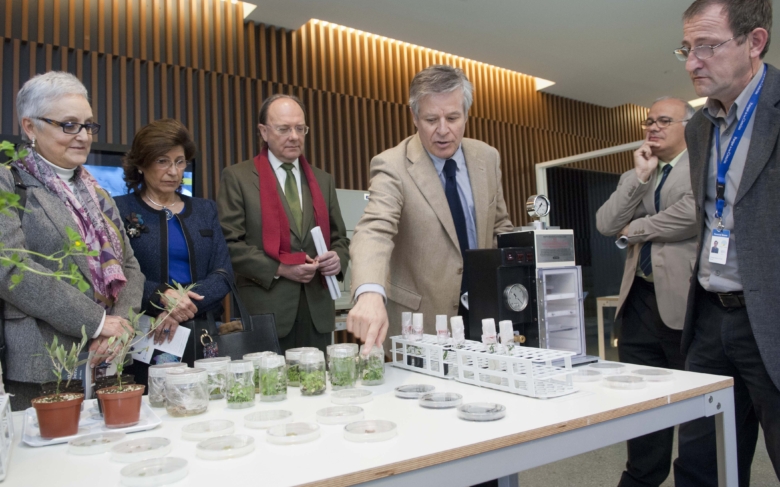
[258,94,307,125]
[123,118,196,193]
[683,0,772,58]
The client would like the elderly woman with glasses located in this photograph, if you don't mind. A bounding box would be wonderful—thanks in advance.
[0,71,145,411]
[114,119,233,383]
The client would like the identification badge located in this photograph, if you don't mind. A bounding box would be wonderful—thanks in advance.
[708,229,730,265]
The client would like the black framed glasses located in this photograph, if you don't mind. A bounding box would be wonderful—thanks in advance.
[37,117,101,135]
[673,37,735,61]
[641,117,689,129]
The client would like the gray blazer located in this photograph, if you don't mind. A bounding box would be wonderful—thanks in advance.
[0,167,144,383]
[596,151,698,330]
[684,62,780,390]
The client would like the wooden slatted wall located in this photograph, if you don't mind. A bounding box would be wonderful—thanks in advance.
[1,0,647,225]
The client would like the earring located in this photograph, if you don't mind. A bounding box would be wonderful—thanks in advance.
[31,138,36,149]
[138,169,143,174]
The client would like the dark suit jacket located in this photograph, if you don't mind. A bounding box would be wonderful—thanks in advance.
[216,157,349,338]
[684,62,780,390]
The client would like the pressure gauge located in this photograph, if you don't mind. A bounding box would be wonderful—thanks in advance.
[503,284,529,312]
[526,194,551,219]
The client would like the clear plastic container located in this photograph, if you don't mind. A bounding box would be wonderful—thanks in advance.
[633,369,674,382]
[164,368,209,418]
[181,420,235,441]
[343,420,397,443]
[360,344,385,386]
[316,406,364,425]
[395,384,435,399]
[590,362,626,375]
[457,403,506,422]
[196,435,255,460]
[120,457,188,487]
[285,347,317,387]
[299,350,326,396]
[331,388,373,405]
[603,375,646,390]
[419,392,463,409]
[328,344,358,390]
[259,355,287,402]
[147,363,187,408]
[244,410,293,429]
[572,369,603,382]
[244,351,277,393]
[266,422,320,445]
[226,360,256,409]
[68,432,126,455]
[193,357,231,400]
[111,437,172,463]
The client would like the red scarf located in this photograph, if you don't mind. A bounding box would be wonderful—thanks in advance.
[255,147,331,265]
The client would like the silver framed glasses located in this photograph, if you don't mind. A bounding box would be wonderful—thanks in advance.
[36,117,101,135]
[674,37,735,61]
[640,117,689,129]
[267,125,309,136]
[154,158,190,170]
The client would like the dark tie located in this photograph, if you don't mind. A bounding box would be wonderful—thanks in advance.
[443,159,470,256]
[281,163,303,233]
[638,164,673,277]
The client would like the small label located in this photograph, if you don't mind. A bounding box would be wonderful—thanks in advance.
[708,229,730,265]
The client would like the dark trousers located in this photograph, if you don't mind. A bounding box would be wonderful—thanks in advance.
[278,286,331,355]
[617,277,685,487]
[674,284,780,487]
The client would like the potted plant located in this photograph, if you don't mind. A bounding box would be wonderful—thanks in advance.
[31,326,89,439]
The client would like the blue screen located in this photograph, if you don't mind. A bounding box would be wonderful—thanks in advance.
[83,165,193,198]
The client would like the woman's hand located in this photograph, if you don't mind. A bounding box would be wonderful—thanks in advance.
[100,315,134,338]
[160,289,204,323]
[153,314,180,344]
[88,336,121,367]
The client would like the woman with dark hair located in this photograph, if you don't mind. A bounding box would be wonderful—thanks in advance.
[114,118,233,383]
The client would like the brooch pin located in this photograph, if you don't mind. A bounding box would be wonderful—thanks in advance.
[125,212,149,238]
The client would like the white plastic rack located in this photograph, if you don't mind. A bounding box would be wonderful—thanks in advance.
[391,335,481,380]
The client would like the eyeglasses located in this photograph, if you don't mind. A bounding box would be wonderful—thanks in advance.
[37,117,101,135]
[154,158,190,170]
[266,125,309,136]
[674,37,735,61]
[641,117,689,129]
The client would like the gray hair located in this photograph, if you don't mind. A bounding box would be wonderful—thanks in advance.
[409,65,473,118]
[653,96,696,125]
[16,71,89,140]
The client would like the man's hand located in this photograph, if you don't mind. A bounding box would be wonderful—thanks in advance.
[276,256,320,283]
[316,251,341,277]
[634,133,661,183]
[100,315,134,339]
[619,224,631,238]
[160,289,203,323]
[346,292,389,356]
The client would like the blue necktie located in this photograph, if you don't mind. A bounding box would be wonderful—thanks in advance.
[443,159,469,256]
[638,164,673,277]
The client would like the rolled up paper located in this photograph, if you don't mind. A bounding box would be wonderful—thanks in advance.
[310,226,342,300]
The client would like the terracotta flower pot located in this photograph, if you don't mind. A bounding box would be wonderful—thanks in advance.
[31,393,84,439]
[97,384,146,428]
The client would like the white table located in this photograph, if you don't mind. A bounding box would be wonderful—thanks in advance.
[4,366,736,487]
[596,295,620,359]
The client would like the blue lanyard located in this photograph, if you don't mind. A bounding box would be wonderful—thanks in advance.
[712,65,766,225]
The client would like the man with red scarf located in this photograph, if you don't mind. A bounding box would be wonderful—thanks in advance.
[217,94,349,353]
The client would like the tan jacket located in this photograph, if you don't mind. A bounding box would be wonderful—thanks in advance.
[350,134,514,340]
[595,151,697,330]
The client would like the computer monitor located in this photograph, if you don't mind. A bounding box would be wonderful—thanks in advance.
[82,149,195,198]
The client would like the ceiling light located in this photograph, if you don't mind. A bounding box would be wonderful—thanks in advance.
[535,78,555,91]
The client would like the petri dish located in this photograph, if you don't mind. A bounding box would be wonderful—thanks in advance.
[572,369,602,383]
[181,420,235,441]
[603,375,646,390]
[457,403,506,422]
[419,392,463,409]
[267,422,321,445]
[244,410,293,429]
[196,435,255,460]
[111,437,172,463]
[589,362,627,375]
[120,457,188,487]
[395,384,435,399]
[633,369,674,382]
[316,406,364,425]
[344,420,397,443]
[68,432,126,455]
[331,389,373,405]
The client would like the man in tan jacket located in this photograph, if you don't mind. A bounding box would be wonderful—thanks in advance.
[596,96,697,487]
[347,65,514,352]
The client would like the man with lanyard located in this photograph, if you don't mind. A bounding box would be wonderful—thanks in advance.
[674,1,780,485]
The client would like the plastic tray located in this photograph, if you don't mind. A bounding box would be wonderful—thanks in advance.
[120,457,188,486]
[331,389,373,405]
[181,420,235,441]
[244,410,293,429]
[603,375,646,390]
[22,399,161,447]
[196,435,255,460]
[391,335,467,379]
[111,437,172,463]
[571,369,602,383]
[633,369,674,382]
[395,384,435,399]
[457,403,506,422]
[316,406,364,425]
[589,362,626,375]
[68,432,126,455]
[344,420,397,443]
[267,422,321,445]
[419,392,463,409]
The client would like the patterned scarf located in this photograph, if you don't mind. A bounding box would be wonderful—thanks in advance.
[14,146,127,308]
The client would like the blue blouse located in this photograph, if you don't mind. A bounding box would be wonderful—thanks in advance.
[167,213,192,285]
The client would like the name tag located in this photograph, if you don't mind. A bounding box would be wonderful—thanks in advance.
[708,229,730,265]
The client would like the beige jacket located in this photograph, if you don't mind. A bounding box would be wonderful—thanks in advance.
[350,134,514,340]
[595,151,697,330]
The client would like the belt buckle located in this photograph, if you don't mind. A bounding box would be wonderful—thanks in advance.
[717,293,741,308]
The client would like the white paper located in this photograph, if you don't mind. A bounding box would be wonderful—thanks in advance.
[130,316,192,365]
[615,236,629,249]
[310,226,342,300]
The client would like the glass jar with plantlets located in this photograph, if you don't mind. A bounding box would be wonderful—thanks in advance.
[258,355,287,402]
[194,357,231,400]
[164,367,209,417]
[285,347,317,387]
[298,350,326,396]
[360,344,385,386]
[226,360,255,409]
[243,351,276,394]
[147,362,187,407]
[328,344,358,391]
